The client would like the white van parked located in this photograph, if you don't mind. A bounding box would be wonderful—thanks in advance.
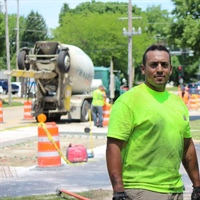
[12,82,21,97]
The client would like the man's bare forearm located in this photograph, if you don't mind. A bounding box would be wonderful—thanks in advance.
[182,138,200,186]
[106,138,125,192]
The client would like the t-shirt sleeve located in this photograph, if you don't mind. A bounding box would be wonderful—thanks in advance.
[183,106,192,139]
[107,100,133,141]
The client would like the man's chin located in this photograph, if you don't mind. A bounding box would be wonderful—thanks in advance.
[154,79,166,85]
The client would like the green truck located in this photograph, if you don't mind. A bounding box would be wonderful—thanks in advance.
[94,66,128,102]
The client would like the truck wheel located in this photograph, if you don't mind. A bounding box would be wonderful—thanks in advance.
[81,100,91,122]
[18,50,30,70]
[51,115,61,122]
[57,50,70,73]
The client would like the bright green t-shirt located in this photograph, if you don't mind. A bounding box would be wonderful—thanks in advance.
[107,83,191,193]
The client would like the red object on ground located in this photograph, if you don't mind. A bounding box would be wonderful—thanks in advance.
[66,144,88,163]
[57,189,90,200]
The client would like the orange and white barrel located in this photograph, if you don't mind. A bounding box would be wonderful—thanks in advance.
[37,122,61,167]
[188,94,198,110]
[197,94,200,110]
[0,100,3,123]
[102,103,112,127]
[23,101,34,120]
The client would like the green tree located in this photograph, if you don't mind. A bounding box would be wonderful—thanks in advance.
[145,5,172,44]
[168,0,200,82]
[58,3,70,25]
[53,2,146,76]
[170,0,200,51]
[52,1,174,83]
[0,13,24,70]
[21,10,48,48]
[0,13,6,69]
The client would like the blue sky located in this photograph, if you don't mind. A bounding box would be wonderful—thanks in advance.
[6,0,174,29]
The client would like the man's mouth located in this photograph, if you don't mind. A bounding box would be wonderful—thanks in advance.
[154,76,165,82]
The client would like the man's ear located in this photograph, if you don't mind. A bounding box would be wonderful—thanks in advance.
[141,65,145,75]
[170,65,173,75]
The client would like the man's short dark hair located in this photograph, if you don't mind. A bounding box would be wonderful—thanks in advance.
[142,44,171,66]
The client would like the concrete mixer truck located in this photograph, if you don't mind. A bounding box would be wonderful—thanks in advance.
[5,41,95,122]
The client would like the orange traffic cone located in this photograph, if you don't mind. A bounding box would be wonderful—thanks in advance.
[23,101,34,120]
[102,103,112,127]
[0,100,4,123]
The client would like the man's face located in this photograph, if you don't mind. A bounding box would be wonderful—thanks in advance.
[141,50,172,92]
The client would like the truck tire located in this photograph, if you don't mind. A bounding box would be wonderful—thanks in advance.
[81,100,91,122]
[51,115,61,122]
[18,50,30,70]
[57,50,70,73]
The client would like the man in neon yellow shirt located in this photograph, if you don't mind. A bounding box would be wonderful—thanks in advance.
[106,44,200,200]
[92,85,106,127]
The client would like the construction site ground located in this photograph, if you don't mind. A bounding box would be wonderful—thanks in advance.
[0,97,200,199]
[0,101,113,199]
[1,134,106,167]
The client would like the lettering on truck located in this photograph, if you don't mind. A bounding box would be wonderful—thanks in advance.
[76,67,93,83]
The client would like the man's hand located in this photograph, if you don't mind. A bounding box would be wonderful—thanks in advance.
[191,186,200,200]
[112,192,130,200]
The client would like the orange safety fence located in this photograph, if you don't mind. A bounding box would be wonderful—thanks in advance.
[102,103,112,127]
[178,90,190,106]
[198,94,200,109]
[187,94,200,110]
[23,101,34,120]
[0,100,3,123]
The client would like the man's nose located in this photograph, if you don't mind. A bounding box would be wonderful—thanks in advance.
[157,63,163,71]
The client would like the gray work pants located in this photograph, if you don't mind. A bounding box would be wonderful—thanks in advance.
[125,189,183,200]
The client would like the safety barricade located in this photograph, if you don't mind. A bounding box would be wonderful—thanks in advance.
[37,122,62,167]
[0,100,3,123]
[102,103,112,127]
[198,94,200,109]
[23,101,34,120]
[182,93,190,106]
[188,94,199,110]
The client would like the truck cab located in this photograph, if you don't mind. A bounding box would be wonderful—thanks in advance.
[94,66,126,101]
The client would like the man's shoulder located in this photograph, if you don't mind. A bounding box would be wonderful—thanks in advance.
[115,84,144,103]
[124,84,145,95]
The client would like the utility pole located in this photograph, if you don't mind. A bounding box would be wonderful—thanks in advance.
[127,0,132,89]
[16,0,19,81]
[121,0,142,89]
[4,0,12,105]
[110,57,115,104]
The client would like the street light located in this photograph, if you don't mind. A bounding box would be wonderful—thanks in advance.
[120,0,142,89]
[4,0,12,105]
[123,27,142,36]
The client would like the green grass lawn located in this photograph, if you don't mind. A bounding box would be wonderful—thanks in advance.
[1,101,24,107]
[0,97,24,107]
